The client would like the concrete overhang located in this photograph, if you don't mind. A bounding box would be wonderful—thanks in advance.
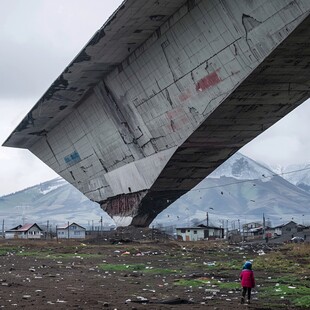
[3,0,187,149]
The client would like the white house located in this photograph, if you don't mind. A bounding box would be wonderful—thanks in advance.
[57,222,86,239]
[176,224,224,241]
[5,223,42,239]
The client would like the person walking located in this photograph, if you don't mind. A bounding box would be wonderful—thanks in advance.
[240,261,255,304]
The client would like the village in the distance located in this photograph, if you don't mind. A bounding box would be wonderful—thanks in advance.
[1,152,309,244]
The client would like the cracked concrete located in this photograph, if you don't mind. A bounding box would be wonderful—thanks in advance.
[3,0,310,227]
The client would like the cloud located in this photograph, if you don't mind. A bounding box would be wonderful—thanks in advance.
[241,100,310,166]
[0,1,123,196]
[0,0,309,197]
[0,0,122,99]
[0,98,59,196]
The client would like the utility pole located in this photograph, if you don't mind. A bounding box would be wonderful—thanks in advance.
[100,216,103,235]
[206,212,209,226]
[2,219,4,239]
[67,221,70,239]
[262,213,265,240]
[46,220,49,239]
[226,219,229,239]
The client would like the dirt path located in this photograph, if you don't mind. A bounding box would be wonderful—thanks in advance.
[0,238,309,309]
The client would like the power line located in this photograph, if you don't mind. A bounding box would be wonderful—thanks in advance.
[190,165,310,193]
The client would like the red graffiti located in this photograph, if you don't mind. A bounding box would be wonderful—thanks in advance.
[179,89,192,102]
[167,107,183,119]
[195,69,221,92]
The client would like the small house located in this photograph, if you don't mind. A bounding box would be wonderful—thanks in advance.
[269,221,304,238]
[176,224,224,241]
[281,221,304,234]
[5,223,42,239]
[57,222,86,239]
[242,222,262,231]
[265,225,283,238]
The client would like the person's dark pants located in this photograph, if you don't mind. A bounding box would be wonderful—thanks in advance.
[242,287,252,300]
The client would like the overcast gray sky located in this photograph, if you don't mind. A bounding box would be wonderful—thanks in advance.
[0,0,309,196]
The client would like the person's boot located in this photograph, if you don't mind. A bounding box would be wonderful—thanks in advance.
[241,297,244,304]
[247,299,251,304]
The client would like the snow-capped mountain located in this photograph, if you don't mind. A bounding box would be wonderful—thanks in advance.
[1,152,310,230]
[0,178,114,230]
[268,163,310,192]
[209,152,275,181]
[155,153,310,227]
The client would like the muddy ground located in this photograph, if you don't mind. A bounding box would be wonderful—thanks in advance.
[0,230,309,309]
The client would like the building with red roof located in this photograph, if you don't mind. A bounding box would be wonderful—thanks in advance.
[5,223,42,239]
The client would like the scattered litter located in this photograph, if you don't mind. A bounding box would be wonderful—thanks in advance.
[203,261,216,266]
[22,295,31,299]
[205,288,220,293]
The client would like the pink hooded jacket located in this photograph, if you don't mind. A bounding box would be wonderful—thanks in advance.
[240,269,255,288]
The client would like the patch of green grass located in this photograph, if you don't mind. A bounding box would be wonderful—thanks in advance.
[0,249,9,256]
[174,278,240,290]
[100,263,145,272]
[217,281,240,290]
[254,252,300,273]
[266,275,310,287]
[268,284,310,297]
[174,278,211,287]
[189,259,240,272]
[0,247,19,256]
[99,263,179,274]
[294,295,310,308]
[260,283,310,307]
[261,302,289,309]
[215,260,240,270]
[16,251,102,259]
[48,253,103,259]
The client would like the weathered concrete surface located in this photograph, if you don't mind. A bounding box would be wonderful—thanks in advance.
[3,0,310,227]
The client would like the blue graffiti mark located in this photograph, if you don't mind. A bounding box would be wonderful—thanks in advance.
[64,151,81,165]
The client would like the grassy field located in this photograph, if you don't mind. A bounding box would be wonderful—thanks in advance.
[0,239,309,309]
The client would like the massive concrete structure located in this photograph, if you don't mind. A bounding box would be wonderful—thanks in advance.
[4,0,310,226]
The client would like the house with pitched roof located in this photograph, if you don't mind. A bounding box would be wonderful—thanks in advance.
[5,223,43,239]
[56,222,86,239]
[176,224,224,241]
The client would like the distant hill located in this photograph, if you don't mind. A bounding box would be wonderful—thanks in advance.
[1,153,310,230]
[154,153,310,228]
[269,163,310,193]
[0,178,114,231]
